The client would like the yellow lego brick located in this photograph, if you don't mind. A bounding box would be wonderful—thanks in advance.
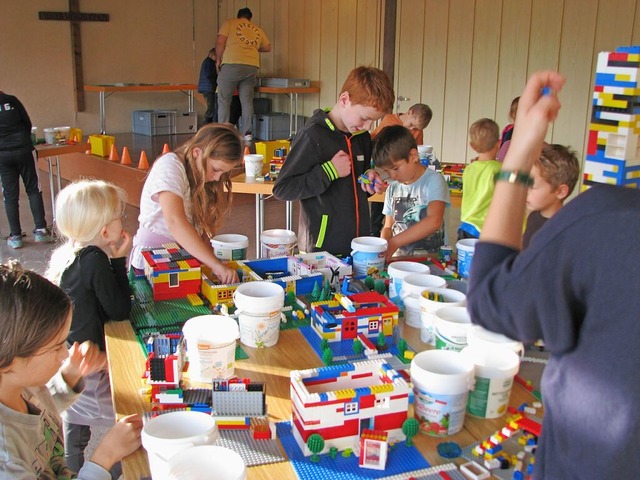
[369,384,394,394]
[590,123,621,133]
[404,350,415,360]
[615,73,631,81]
[186,293,203,306]
[335,389,356,399]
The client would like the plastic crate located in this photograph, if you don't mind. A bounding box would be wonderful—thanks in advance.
[261,78,311,88]
[174,111,197,134]
[88,134,115,157]
[253,113,305,141]
[132,110,175,136]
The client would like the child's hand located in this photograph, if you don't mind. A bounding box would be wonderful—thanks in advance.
[211,261,239,284]
[110,230,133,259]
[61,341,107,388]
[90,414,143,472]
[359,170,387,195]
[331,150,352,177]
[385,237,400,262]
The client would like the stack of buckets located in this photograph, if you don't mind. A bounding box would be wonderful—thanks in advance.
[410,319,523,436]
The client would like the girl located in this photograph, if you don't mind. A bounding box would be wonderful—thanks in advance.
[0,261,141,478]
[130,123,243,284]
[46,179,133,478]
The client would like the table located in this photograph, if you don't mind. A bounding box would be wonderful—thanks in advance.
[256,86,320,137]
[36,142,91,222]
[105,316,542,480]
[84,84,197,134]
[231,174,293,258]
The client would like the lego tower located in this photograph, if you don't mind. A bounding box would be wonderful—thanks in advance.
[585,46,640,189]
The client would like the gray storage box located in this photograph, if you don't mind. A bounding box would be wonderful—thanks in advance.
[260,77,311,88]
[174,111,197,134]
[253,113,305,141]
[132,110,175,136]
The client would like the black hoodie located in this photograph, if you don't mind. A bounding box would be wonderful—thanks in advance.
[0,92,33,155]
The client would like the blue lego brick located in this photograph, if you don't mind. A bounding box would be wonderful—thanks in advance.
[595,73,638,88]
[276,421,430,480]
[616,46,640,54]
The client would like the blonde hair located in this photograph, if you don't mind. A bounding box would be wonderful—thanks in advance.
[174,124,243,237]
[469,118,500,153]
[46,179,127,285]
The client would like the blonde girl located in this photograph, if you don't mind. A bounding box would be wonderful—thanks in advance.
[0,261,141,478]
[130,123,243,284]
[45,179,132,478]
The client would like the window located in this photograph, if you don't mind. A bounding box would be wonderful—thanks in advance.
[169,273,179,287]
[344,402,359,415]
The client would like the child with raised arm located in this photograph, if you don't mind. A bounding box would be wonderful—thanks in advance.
[0,261,142,479]
[130,124,243,284]
[522,143,580,248]
[45,180,132,478]
[273,66,395,257]
[372,125,449,261]
[467,71,640,478]
[458,118,502,240]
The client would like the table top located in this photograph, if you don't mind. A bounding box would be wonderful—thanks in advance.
[231,174,276,195]
[105,312,541,480]
[256,86,320,95]
[35,142,91,157]
[84,84,197,93]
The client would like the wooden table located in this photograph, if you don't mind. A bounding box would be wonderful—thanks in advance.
[35,142,91,222]
[84,84,197,134]
[231,174,293,258]
[256,86,320,137]
[105,317,541,480]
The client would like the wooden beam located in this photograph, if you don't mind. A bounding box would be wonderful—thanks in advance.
[383,0,397,86]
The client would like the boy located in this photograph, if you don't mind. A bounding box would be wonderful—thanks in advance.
[372,125,449,261]
[522,143,579,248]
[457,118,501,239]
[197,48,218,124]
[370,103,433,236]
[273,66,395,257]
[371,103,433,144]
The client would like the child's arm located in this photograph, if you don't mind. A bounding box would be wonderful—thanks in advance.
[60,341,107,389]
[83,414,143,476]
[385,200,446,261]
[159,191,239,284]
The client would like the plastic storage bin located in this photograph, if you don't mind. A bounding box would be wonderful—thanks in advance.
[261,78,311,88]
[174,111,197,134]
[132,110,175,136]
[253,113,305,141]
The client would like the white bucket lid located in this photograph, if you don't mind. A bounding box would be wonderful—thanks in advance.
[261,229,297,244]
[420,287,467,305]
[182,315,239,346]
[351,236,388,252]
[211,234,249,249]
[460,346,520,378]
[244,154,264,163]
[233,281,284,313]
[467,325,523,354]
[410,350,475,394]
[168,445,246,480]
[142,411,217,446]
[456,238,479,251]
[387,261,430,277]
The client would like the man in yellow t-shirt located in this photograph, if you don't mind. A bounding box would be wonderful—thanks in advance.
[216,7,271,135]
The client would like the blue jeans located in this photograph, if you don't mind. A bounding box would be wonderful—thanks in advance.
[0,148,47,236]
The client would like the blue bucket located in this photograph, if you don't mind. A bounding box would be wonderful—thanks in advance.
[456,239,478,278]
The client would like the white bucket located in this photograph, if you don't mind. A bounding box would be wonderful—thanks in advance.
[410,350,475,436]
[420,288,467,346]
[387,261,430,305]
[350,236,388,277]
[168,445,247,480]
[43,127,57,144]
[211,234,249,261]
[466,325,524,356]
[400,273,447,328]
[460,346,520,419]
[234,281,284,348]
[260,229,297,258]
[244,154,264,177]
[141,411,219,480]
[434,306,472,352]
[182,315,239,381]
[456,238,479,278]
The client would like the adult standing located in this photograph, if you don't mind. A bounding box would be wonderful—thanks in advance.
[0,91,52,248]
[216,7,271,135]
[198,48,218,125]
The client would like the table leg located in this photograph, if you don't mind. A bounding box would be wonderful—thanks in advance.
[46,156,57,223]
[188,89,195,112]
[99,91,106,134]
[293,93,299,135]
[286,200,293,231]
[288,93,294,138]
[256,193,265,258]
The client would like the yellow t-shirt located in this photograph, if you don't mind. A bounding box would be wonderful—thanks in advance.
[218,18,270,68]
[460,159,502,233]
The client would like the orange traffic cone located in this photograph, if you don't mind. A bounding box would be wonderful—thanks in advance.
[108,144,120,162]
[162,143,171,155]
[120,146,132,166]
[85,148,91,155]
[138,150,150,170]
[243,145,251,156]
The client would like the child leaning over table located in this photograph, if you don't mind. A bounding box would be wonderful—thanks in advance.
[372,125,449,262]
[45,179,133,479]
[273,66,395,257]
[522,143,580,249]
[0,261,142,479]
[458,118,502,240]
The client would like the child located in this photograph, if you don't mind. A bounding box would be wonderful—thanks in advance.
[273,66,395,257]
[372,125,449,261]
[497,96,519,161]
[369,103,433,236]
[198,48,218,125]
[522,143,579,248]
[467,70,640,479]
[130,124,242,284]
[371,103,433,145]
[0,261,142,478]
[458,118,501,239]
[0,91,53,249]
[45,179,132,477]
